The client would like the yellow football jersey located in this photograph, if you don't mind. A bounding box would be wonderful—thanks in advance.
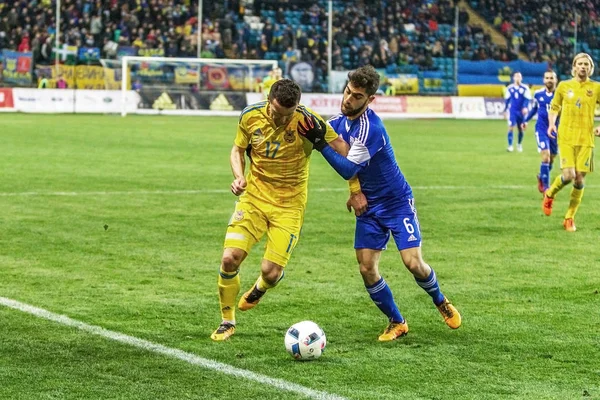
[235,101,338,208]
[550,79,600,147]
[262,77,278,97]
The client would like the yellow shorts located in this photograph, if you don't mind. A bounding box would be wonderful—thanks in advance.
[558,143,595,172]
[223,196,304,267]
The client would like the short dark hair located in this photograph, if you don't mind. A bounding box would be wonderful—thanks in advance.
[269,78,301,108]
[347,65,380,96]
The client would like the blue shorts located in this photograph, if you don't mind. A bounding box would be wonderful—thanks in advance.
[508,112,524,128]
[535,129,558,155]
[355,198,422,251]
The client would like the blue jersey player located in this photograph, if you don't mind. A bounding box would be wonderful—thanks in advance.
[297,65,461,341]
[504,72,532,152]
[524,71,559,193]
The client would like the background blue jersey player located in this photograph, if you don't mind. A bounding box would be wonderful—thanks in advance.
[504,72,532,152]
[297,65,461,341]
[524,71,559,193]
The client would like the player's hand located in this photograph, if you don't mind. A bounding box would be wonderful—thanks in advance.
[297,115,327,151]
[521,107,528,117]
[595,127,600,137]
[521,122,527,130]
[503,111,508,120]
[346,191,368,216]
[547,125,557,139]
[231,177,247,196]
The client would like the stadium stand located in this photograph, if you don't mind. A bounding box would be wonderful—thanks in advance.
[0,0,592,89]
[470,0,600,79]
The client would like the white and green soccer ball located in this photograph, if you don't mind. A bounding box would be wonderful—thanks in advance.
[284,320,326,360]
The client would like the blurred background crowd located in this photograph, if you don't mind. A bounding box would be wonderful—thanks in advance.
[0,0,598,90]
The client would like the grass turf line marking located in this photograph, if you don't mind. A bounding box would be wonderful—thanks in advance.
[0,184,582,197]
[0,297,347,400]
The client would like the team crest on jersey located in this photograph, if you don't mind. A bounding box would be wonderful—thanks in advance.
[567,90,574,98]
[253,128,264,137]
[234,210,244,221]
[586,89,593,97]
[284,129,295,143]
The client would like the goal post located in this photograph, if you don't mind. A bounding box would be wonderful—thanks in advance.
[104,56,278,117]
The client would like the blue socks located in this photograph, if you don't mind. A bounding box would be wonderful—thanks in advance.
[540,162,550,190]
[507,130,513,146]
[517,130,524,145]
[366,277,404,323]
[415,268,445,306]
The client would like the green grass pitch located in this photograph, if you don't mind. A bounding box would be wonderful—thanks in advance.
[1,114,599,399]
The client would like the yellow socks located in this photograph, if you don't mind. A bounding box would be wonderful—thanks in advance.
[565,186,584,219]
[218,268,240,323]
[546,175,568,198]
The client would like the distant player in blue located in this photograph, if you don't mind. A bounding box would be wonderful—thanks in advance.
[504,72,532,152]
[297,65,461,341]
[523,71,559,193]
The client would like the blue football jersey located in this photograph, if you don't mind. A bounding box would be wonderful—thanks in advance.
[504,83,532,112]
[327,108,412,206]
[530,88,556,132]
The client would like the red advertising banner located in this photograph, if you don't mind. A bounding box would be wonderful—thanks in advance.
[0,88,14,108]
[370,96,407,114]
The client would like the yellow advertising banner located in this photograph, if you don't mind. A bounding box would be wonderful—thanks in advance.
[458,84,504,97]
[174,65,200,84]
[405,96,450,114]
[36,65,127,89]
[387,75,419,95]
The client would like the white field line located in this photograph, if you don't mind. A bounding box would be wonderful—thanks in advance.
[0,297,347,400]
[0,184,569,197]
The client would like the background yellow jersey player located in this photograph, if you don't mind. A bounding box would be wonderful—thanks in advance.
[261,66,282,98]
[211,78,359,341]
[543,53,600,231]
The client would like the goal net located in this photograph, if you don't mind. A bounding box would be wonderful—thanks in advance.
[100,57,278,117]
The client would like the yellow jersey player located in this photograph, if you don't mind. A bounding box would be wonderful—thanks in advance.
[262,66,282,98]
[211,79,359,341]
[543,53,600,231]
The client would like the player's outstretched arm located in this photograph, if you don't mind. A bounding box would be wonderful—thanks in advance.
[525,102,538,123]
[298,115,363,180]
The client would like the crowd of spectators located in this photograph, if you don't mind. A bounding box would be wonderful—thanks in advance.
[0,0,241,63]
[0,0,598,87]
[472,0,600,77]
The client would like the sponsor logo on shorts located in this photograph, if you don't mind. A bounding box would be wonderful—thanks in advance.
[408,234,418,242]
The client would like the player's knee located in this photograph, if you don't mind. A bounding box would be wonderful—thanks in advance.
[402,254,425,274]
[359,262,377,279]
[562,170,576,182]
[261,264,283,285]
[221,253,243,272]
[541,152,551,163]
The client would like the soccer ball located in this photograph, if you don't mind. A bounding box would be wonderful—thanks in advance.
[284,320,326,360]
